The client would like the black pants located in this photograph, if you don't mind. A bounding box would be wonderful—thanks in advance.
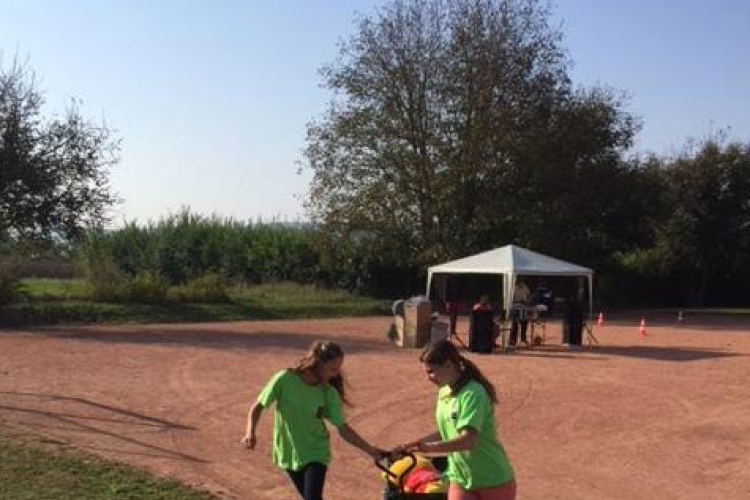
[509,319,528,345]
[448,312,458,334]
[286,462,327,500]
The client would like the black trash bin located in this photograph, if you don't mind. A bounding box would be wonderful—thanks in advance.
[563,296,583,346]
[469,309,495,353]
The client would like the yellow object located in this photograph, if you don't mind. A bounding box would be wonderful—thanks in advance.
[422,481,448,494]
[382,454,433,485]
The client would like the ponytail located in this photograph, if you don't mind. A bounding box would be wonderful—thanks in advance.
[455,357,497,404]
[420,340,498,404]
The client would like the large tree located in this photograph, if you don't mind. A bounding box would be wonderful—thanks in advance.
[304,0,644,276]
[0,59,119,244]
[654,139,750,305]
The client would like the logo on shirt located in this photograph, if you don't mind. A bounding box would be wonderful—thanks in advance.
[451,400,459,422]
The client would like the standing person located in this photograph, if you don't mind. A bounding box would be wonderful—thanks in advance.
[242,340,384,500]
[509,280,531,347]
[532,280,554,319]
[471,294,493,313]
[396,340,516,500]
[468,295,497,353]
[446,300,460,337]
[562,294,584,348]
[446,288,461,338]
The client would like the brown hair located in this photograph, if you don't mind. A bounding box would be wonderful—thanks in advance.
[419,340,498,404]
[293,340,350,405]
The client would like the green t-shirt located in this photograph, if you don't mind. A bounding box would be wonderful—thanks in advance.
[257,369,345,471]
[436,379,514,490]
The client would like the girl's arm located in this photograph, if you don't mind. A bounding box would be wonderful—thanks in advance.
[337,423,384,459]
[397,431,442,453]
[241,401,264,449]
[406,428,478,454]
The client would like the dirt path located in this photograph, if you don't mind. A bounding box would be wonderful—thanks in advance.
[1,315,749,500]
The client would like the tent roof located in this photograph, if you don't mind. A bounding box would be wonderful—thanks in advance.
[428,245,592,277]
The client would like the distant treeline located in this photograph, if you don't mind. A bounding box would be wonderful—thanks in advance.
[81,211,320,286]
[9,135,750,310]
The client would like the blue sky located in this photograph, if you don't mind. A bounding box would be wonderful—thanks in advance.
[2,0,748,225]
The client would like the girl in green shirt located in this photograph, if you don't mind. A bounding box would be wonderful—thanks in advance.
[242,340,384,500]
[398,340,516,500]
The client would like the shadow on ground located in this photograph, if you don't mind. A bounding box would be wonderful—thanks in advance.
[510,344,745,362]
[14,326,394,356]
[593,309,750,331]
[0,392,205,462]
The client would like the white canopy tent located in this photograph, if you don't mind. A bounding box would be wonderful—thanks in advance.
[425,245,594,320]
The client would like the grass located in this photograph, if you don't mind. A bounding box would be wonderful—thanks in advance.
[2,279,390,326]
[16,278,93,301]
[0,432,219,500]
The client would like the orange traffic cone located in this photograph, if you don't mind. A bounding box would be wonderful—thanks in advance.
[597,312,604,328]
[638,318,647,339]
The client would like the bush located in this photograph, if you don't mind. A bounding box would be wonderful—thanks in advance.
[128,271,169,304]
[89,263,168,304]
[76,210,319,286]
[89,258,128,302]
[0,260,20,305]
[171,273,230,303]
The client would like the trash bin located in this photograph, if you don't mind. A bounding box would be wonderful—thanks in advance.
[403,297,432,348]
[563,296,583,346]
[430,320,449,343]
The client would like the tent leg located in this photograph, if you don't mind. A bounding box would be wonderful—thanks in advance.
[448,330,467,348]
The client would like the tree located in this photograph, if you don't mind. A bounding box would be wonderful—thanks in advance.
[303,0,642,280]
[653,138,750,305]
[0,58,119,244]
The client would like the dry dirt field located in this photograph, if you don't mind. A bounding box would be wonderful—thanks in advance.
[1,313,749,500]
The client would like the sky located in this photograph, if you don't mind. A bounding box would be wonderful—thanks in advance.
[2,0,749,226]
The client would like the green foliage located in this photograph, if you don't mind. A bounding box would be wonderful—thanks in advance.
[0,58,118,243]
[592,138,750,307]
[88,272,168,305]
[0,434,219,500]
[128,271,169,304]
[78,210,319,286]
[239,281,361,304]
[12,252,79,279]
[0,259,19,305]
[82,236,168,304]
[17,278,92,301]
[171,272,230,303]
[85,239,128,302]
[651,139,750,305]
[0,281,390,326]
[303,0,642,279]
[597,249,669,307]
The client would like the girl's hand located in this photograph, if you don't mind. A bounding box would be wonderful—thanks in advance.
[398,440,428,454]
[241,434,257,450]
[406,442,426,453]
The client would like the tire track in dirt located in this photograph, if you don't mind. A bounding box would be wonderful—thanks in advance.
[164,347,311,500]
[164,354,251,499]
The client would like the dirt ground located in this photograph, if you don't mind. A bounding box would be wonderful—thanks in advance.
[1,312,749,500]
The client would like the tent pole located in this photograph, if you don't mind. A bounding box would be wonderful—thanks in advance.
[506,273,516,322]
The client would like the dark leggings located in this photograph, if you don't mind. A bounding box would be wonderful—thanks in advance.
[286,462,327,500]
